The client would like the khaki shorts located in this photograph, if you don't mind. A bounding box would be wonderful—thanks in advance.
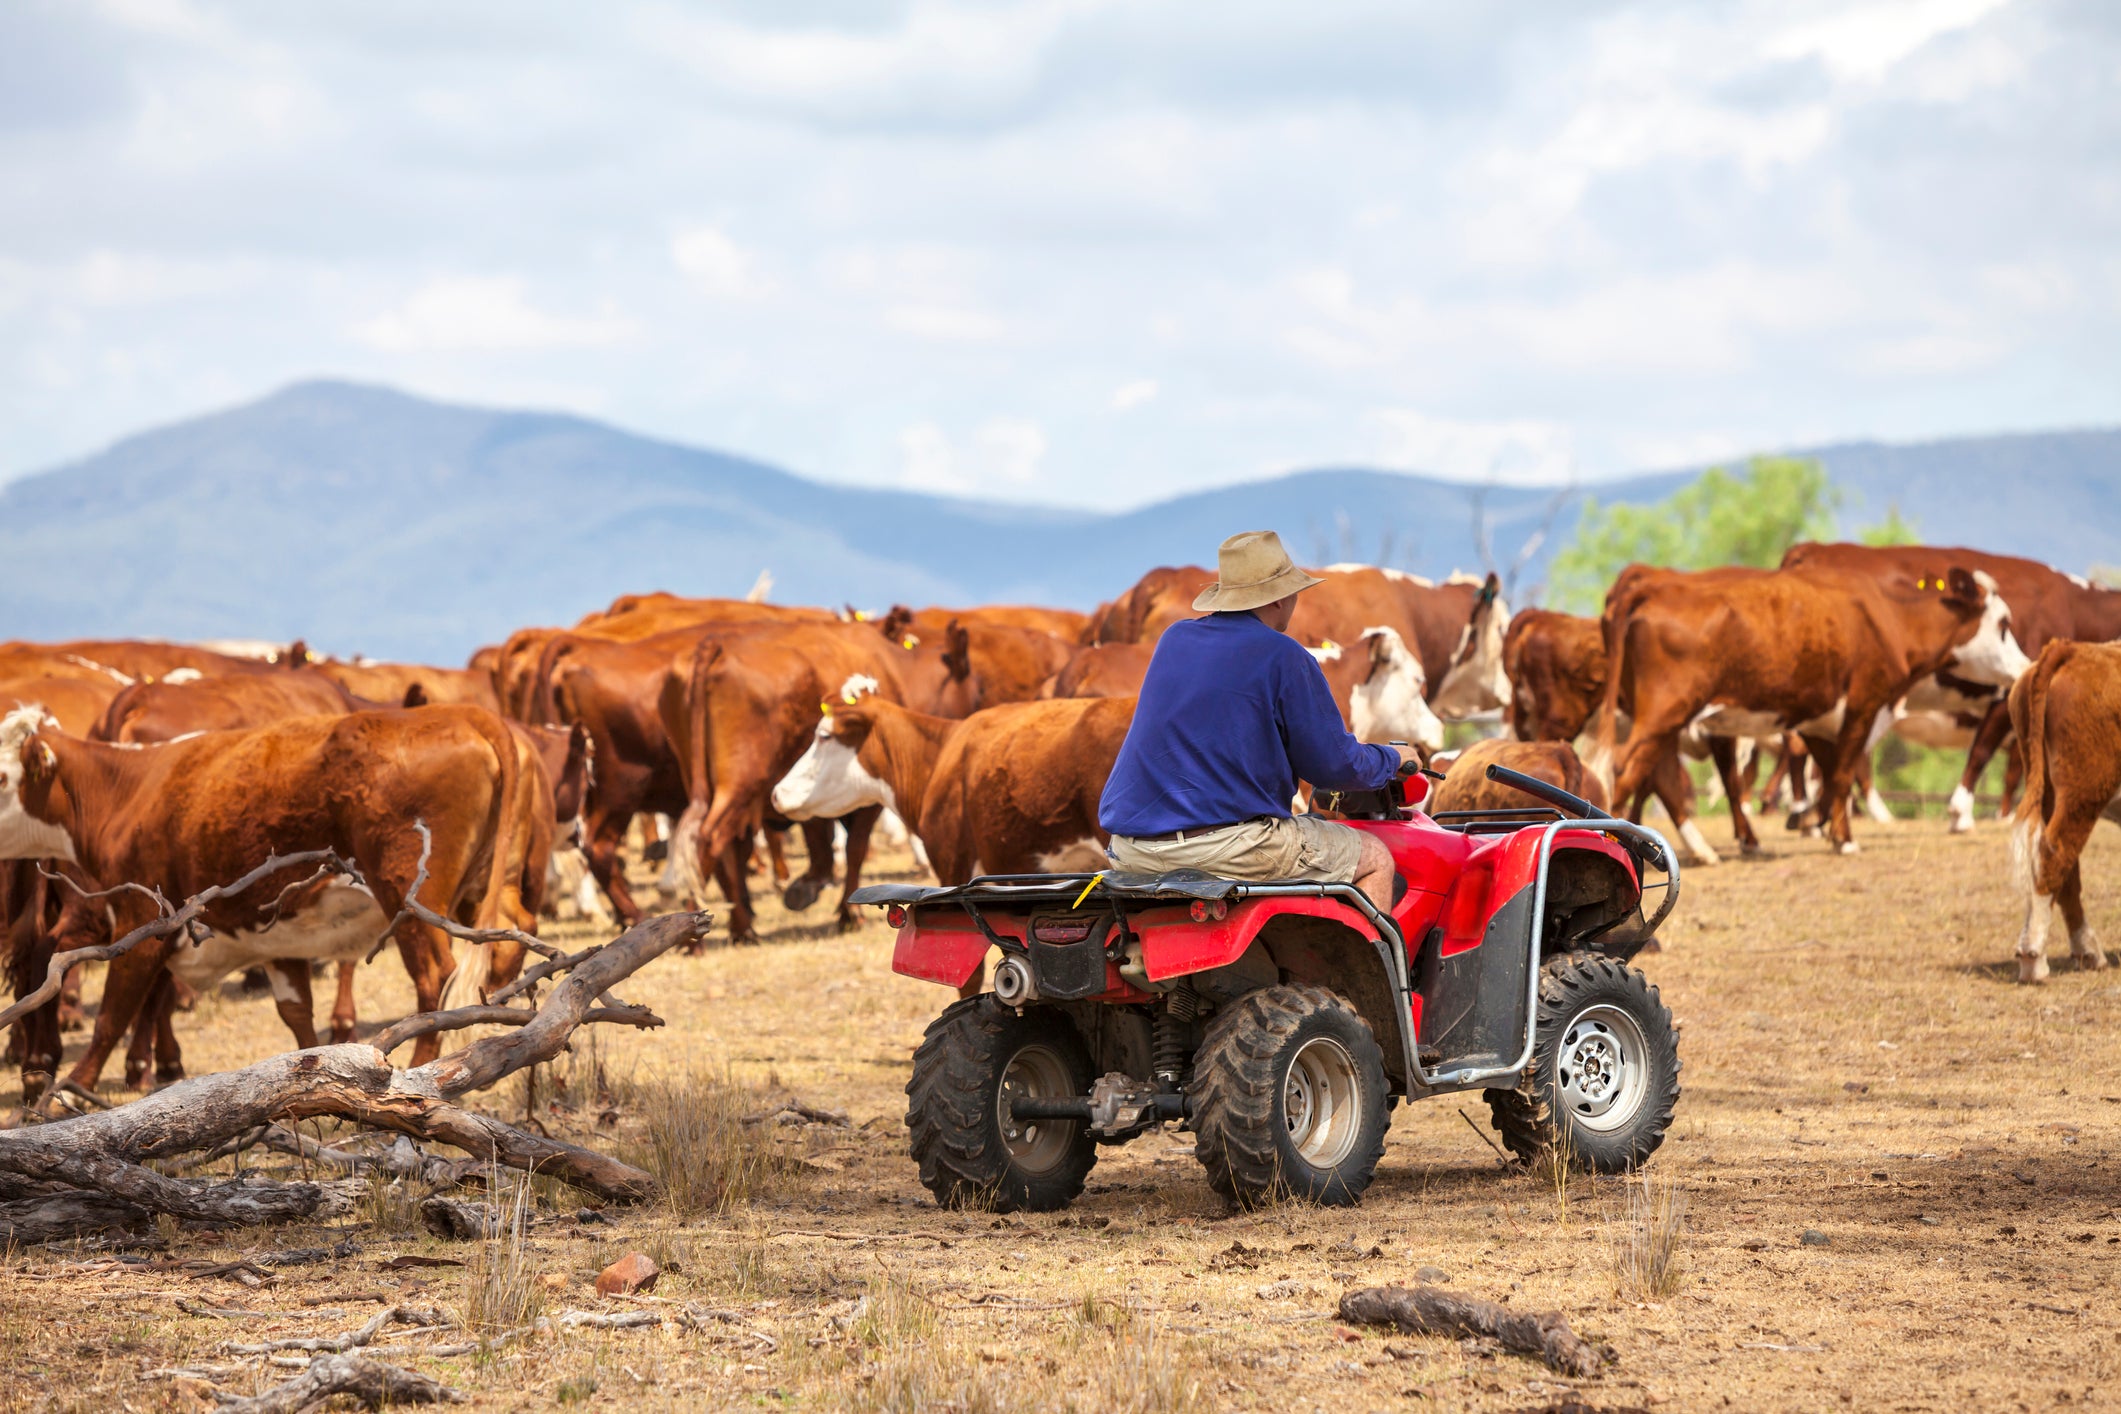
[1106,814,1367,883]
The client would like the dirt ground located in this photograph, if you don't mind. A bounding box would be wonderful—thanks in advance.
[5,807,2120,1413]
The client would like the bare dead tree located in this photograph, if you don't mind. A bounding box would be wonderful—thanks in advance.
[1469,476,1577,607]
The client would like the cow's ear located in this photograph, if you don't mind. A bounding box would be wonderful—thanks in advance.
[944,623,972,679]
[832,706,877,748]
[22,734,56,788]
[1943,566,1982,610]
[1480,571,1500,604]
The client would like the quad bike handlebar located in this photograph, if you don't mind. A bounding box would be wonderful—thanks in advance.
[1482,762,1600,820]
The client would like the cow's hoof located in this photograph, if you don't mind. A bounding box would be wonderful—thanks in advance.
[782,876,825,913]
[124,1064,150,1091]
[835,911,860,934]
[1738,838,1764,856]
[19,1072,50,1106]
[155,1063,184,1086]
[1836,840,1861,856]
[2076,951,2110,973]
[331,1024,357,1044]
[57,1007,84,1033]
[2017,955,2050,983]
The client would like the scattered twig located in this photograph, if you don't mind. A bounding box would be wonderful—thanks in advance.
[1338,1285,1606,1378]
[212,1352,464,1412]
[741,1100,851,1128]
[223,1304,452,1355]
[1457,1107,1512,1166]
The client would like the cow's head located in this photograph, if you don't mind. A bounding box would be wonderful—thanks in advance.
[552,722,594,843]
[1429,572,1514,720]
[1940,568,2034,686]
[773,700,895,821]
[1351,627,1445,753]
[0,705,78,862]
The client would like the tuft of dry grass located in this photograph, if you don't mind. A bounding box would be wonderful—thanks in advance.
[1610,1164,1688,1299]
[360,1169,424,1236]
[622,1065,793,1217]
[461,1173,544,1334]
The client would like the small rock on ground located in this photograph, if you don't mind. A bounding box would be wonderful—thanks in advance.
[596,1252,660,1296]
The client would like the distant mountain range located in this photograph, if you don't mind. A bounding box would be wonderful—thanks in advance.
[2,380,2115,663]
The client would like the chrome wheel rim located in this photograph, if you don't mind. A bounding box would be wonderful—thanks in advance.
[997,1044,1076,1172]
[1556,1003,1650,1134]
[1284,1037,1362,1168]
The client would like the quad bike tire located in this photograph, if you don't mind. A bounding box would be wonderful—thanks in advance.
[1190,984,1390,1208]
[905,996,1096,1213]
[1486,952,1680,1173]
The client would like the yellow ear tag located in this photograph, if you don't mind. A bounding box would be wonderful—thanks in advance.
[819,699,833,716]
[901,635,919,650]
[853,609,870,622]
[842,687,864,705]
[1320,639,1338,652]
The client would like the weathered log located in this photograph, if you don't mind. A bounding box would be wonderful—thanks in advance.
[0,910,708,1238]
[1336,1284,1607,1378]
[369,1002,660,1056]
[214,1352,464,1412]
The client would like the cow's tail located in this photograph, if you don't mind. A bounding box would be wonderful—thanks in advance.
[528,633,579,726]
[670,639,726,907]
[2008,640,2073,900]
[449,706,528,1008]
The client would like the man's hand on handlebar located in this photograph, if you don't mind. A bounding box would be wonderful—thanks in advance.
[1390,743,1422,774]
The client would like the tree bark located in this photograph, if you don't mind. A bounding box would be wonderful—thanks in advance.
[215,1353,464,1412]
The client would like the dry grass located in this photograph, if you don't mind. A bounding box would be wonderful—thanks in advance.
[1610,1165,1689,1298]
[462,1172,544,1334]
[622,1064,792,1217]
[9,814,2121,1410]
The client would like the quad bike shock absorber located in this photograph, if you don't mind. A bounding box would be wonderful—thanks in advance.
[1153,983,1198,1089]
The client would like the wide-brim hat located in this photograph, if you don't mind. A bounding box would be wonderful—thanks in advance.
[1192,530,1324,613]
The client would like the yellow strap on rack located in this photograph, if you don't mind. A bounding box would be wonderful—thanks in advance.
[1071,874,1103,909]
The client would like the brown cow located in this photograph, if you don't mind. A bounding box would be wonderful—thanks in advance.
[1428,738,1610,816]
[0,704,539,1094]
[1081,564,1512,719]
[665,622,929,940]
[772,695,1134,885]
[1782,543,2115,832]
[317,659,501,712]
[895,604,1090,643]
[2007,641,2121,982]
[877,610,1071,704]
[1594,564,2024,856]
[0,639,264,686]
[94,668,360,742]
[1043,642,1155,699]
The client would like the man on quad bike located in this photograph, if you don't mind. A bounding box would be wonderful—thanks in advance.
[1101,529,1417,911]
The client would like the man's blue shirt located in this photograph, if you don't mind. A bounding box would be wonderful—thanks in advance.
[1098,611,1401,837]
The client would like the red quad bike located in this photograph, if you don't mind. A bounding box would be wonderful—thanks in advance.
[851,763,1682,1212]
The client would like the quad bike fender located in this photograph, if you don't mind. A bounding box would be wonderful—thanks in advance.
[1436,829,1637,957]
[892,913,991,989]
[1136,896,1380,983]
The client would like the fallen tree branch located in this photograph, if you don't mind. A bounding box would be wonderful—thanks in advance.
[213,1352,464,1412]
[224,1303,451,1355]
[369,1002,661,1056]
[0,910,711,1239]
[1336,1285,1607,1378]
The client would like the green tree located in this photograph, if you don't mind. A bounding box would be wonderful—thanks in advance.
[1548,455,1838,612]
[1857,505,1919,546]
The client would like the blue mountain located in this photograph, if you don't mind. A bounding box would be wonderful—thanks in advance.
[1,380,2112,662]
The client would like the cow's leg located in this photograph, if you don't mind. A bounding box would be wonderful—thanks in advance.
[391,922,457,1067]
[1811,727,1865,854]
[584,809,644,926]
[2057,857,2107,972]
[11,925,61,1103]
[57,961,85,1031]
[331,959,359,1043]
[1643,747,1718,867]
[62,932,176,1097]
[152,983,183,1084]
[764,826,792,886]
[1854,751,1896,826]
[123,974,172,1090]
[1949,699,2013,833]
[1757,736,1795,812]
[784,819,837,913]
[1707,737,1760,855]
[835,805,883,931]
[266,958,320,1049]
[717,835,757,945]
[2001,739,2025,819]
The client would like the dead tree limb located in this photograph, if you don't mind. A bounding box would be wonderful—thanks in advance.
[0,909,709,1240]
[1337,1284,1607,1378]
[368,1002,660,1057]
[213,1352,464,1412]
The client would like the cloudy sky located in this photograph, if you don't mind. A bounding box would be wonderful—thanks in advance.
[2,0,2115,506]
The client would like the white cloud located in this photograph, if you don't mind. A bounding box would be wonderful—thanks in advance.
[897,416,1048,493]
[671,226,770,300]
[1110,378,1158,411]
[886,304,1006,343]
[1767,0,2016,82]
[354,278,638,353]
[1369,410,1576,486]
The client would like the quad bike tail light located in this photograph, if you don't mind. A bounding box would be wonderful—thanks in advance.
[1031,917,1096,944]
[1189,899,1228,923]
[886,904,908,929]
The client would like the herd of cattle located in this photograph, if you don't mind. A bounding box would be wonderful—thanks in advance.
[0,540,2115,1106]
